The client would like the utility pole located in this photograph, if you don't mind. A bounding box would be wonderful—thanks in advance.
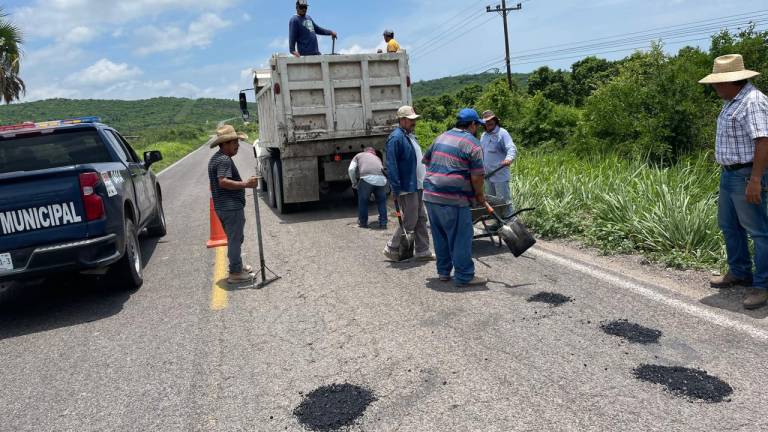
[487,1,522,90]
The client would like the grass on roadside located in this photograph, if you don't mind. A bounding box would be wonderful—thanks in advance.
[140,138,207,173]
[511,150,726,270]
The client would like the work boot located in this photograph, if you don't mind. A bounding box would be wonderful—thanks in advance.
[710,272,752,289]
[227,272,254,285]
[242,264,254,274]
[382,247,400,262]
[439,275,452,282]
[456,276,488,287]
[743,288,768,310]
[415,251,436,262]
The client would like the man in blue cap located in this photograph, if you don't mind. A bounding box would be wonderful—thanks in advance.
[289,0,337,57]
[422,109,488,286]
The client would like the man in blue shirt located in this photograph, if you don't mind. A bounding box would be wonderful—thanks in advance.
[289,0,337,57]
[480,110,517,218]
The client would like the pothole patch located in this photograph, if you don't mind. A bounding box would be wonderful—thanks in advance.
[294,383,376,431]
[633,364,733,403]
[600,320,662,344]
[527,292,572,306]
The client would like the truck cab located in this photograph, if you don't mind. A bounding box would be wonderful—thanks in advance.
[0,117,166,291]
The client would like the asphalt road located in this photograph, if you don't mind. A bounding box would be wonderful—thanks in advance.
[2,146,768,432]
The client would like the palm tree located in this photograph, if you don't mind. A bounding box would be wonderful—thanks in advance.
[0,8,24,104]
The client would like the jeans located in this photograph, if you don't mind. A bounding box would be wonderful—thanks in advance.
[486,180,514,218]
[425,202,475,285]
[718,168,768,289]
[388,191,431,255]
[357,180,388,227]
[216,208,246,274]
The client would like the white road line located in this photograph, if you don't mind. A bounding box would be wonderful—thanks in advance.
[529,247,768,341]
[158,145,206,177]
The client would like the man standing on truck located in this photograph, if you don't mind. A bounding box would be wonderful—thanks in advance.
[422,109,488,287]
[207,125,259,285]
[377,30,400,53]
[289,0,337,57]
[383,106,434,262]
[349,147,388,229]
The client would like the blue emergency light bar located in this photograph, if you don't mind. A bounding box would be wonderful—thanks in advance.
[0,116,101,132]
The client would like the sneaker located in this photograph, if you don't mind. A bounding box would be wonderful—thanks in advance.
[357,223,369,229]
[227,272,254,285]
[382,247,400,262]
[415,252,436,262]
[710,272,752,288]
[455,276,488,287]
[439,275,452,282]
[242,264,254,274]
[743,288,768,310]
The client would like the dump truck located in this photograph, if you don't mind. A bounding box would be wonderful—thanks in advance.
[240,52,412,213]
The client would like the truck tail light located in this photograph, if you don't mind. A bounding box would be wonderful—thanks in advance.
[274,83,281,95]
[334,154,342,162]
[407,76,411,87]
[79,172,105,221]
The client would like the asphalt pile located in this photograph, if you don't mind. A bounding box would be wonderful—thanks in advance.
[600,320,663,344]
[293,383,376,431]
[633,364,733,403]
[527,292,573,306]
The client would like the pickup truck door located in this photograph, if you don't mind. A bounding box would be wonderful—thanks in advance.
[104,130,153,222]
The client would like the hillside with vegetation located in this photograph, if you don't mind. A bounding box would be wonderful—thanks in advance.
[412,72,529,99]
[412,26,768,271]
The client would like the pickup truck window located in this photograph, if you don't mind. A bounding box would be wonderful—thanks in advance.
[104,130,131,164]
[0,129,113,174]
[111,131,141,163]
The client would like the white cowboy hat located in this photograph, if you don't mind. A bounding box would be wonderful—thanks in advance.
[207,124,249,148]
[699,54,761,84]
[397,105,420,120]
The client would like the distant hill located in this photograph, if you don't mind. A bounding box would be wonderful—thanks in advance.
[0,97,242,135]
[412,72,530,99]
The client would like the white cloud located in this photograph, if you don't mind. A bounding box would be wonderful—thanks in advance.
[61,26,97,45]
[70,59,143,85]
[135,13,232,55]
[269,38,288,49]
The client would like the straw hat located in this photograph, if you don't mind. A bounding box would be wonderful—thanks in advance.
[207,125,249,148]
[481,110,498,122]
[699,54,761,84]
[397,105,420,120]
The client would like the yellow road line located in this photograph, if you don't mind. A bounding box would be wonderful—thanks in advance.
[211,247,229,311]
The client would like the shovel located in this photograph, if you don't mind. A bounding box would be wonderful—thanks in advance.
[393,196,415,261]
[484,202,537,257]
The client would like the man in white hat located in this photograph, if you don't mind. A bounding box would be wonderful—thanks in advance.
[700,54,768,310]
[207,125,259,285]
[383,106,434,262]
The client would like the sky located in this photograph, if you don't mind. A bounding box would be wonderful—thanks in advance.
[5,0,767,102]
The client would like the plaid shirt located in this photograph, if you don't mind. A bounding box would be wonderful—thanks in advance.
[716,83,768,166]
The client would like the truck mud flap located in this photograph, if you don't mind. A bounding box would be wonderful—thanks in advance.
[281,157,319,204]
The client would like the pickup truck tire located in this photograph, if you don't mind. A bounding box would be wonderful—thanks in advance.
[146,191,167,237]
[110,219,143,290]
[272,159,288,214]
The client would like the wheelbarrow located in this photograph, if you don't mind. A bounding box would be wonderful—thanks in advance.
[471,195,536,257]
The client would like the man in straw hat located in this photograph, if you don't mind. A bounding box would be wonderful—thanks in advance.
[480,110,517,219]
[700,54,768,310]
[207,125,259,285]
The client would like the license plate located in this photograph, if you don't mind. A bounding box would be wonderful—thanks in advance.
[0,253,12,271]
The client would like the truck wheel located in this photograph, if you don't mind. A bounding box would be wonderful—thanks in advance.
[272,159,288,214]
[146,190,167,237]
[110,219,143,290]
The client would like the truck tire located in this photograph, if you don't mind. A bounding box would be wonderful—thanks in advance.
[272,159,288,214]
[110,219,143,290]
[146,190,167,237]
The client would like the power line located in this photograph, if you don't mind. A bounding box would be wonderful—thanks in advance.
[411,14,498,61]
[407,0,488,52]
[410,11,488,55]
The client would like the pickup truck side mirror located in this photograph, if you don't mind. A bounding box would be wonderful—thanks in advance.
[239,92,250,121]
[144,150,163,168]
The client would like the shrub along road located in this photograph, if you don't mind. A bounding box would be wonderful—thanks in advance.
[1,147,767,431]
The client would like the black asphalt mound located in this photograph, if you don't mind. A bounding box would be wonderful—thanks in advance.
[633,364,733,403]
[294,383,376,431]
[527,292,572,306]
[601,320,662,344]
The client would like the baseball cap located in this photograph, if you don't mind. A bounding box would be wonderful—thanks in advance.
[397,106,421,120]
[296,0,308,7]
[457,108,485,125]
[383,29,395,37]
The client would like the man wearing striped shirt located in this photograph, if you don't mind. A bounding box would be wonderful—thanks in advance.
[422,109,488,287]
[700,54,768,310]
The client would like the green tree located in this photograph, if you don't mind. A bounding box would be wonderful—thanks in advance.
[0,8,24,104]
[570,56,618,106]
[455,83,484,107]
[710,24,768,91]
[527,66,573,105]
[476,77,523,127]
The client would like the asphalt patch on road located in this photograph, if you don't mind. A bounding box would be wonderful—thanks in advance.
[527,292,572,306]
[294,383,376,431]
[633,365,733,403]
[600,320,662,344]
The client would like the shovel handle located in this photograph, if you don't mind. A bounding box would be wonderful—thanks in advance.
[484,164,508,180]
[484,201,505,224]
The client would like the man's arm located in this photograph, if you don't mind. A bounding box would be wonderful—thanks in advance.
[469,145,486,204]
[471,175,486,205]
[746,137,768,204]
[502,131,517,166]
[289,18,300,56]
[313,20,336,38]
[348,159,359,186]
[385,135,401,195]
[219,177,257,190]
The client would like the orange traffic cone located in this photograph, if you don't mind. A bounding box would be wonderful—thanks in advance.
[206,198,228,249]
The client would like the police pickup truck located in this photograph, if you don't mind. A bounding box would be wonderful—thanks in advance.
[0,117,166,291]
